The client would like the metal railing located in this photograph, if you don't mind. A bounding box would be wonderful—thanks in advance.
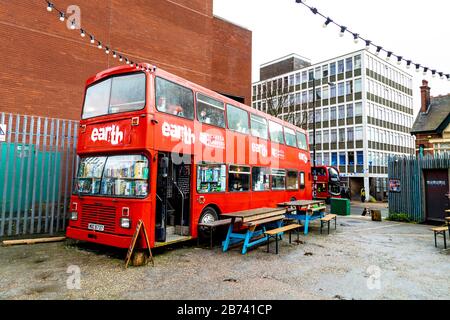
[0,112,79,237]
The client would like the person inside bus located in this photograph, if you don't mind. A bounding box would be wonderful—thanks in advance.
[158,96,184,117]
[199,109,211,124]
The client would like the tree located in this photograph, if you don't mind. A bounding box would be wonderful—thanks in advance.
[261,79,308,128]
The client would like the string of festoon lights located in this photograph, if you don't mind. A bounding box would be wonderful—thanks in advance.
[295,0,450,81]
[45,1,154,72]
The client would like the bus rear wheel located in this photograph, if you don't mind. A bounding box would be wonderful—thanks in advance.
[198,207,219,239]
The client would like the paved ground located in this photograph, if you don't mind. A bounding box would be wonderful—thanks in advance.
[0,212,448,300]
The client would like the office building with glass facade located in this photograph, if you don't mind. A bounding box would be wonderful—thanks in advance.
[252,49,415,200]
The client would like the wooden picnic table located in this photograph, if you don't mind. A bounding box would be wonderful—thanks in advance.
[277,200,326,235]
[221,207,285,254]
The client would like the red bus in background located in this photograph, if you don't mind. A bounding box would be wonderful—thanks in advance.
[312,166,341,203]
[66,63,312,257]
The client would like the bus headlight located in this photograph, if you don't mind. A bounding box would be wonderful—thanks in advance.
[120,217,131,229]
[70,212,78,221]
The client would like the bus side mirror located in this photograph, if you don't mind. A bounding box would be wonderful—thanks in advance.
[160,156,169,178]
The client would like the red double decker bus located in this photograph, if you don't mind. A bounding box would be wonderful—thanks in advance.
[312,166,341,202]
[66,63,312,254]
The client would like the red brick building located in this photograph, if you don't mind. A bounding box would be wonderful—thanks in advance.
[411,80,450,155]
[0,0,252,120]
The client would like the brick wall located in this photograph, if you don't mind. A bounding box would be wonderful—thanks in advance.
[0,0,251,120]
[414,132,441,155]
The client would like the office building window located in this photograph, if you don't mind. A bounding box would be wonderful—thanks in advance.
[338,105,345,120]
[346,80,353,95]
[355,78,362,93]
[323,130,329,144]
[346,104,354,118]
[355,126,363,141]
[338,128,345,142]
[338,60,344,73]
[302,71,308,83]
[346,57,353,72]
[323,153,330,165]
[308,70,314,81]
[315,67,321,79]
[322,65,329,78]
[339,152,346,165]
[355,102,362,117]
[357,151,364,166]
[354,54,361,69]
[331,152,338,166]
[323,86,329,100]
[330,62,336,76]
[330,106,337,121]
[330,84,336,98]
[347,127,354,142]
[323,108,329,122]
[348,151,355,165]
[338,83,345,96]
[330,129,337,143]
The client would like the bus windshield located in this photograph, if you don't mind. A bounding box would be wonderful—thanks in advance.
[328,167,340,182]
[75,154,149,198]
[82,73,146,119]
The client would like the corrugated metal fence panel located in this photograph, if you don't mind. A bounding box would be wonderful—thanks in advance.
[388,153,450,222]
[0,113,79,237]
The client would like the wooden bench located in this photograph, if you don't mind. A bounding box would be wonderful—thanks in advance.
[264,224,302,254]
[320,214,337,235]
[431,226,448,249]
[198,218,241,249]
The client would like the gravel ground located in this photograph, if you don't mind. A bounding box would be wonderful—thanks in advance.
[0,215,448,300]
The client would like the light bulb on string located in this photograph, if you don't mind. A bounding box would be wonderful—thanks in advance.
[70,19,76,30]
[90,35,95,44]
[97,41,102,49]
[46,2,54,12]
[415,64,420,73]
[323,18,332,28]
[80,29,86,38]
[339,26,346,37]
[365,40,371,50]
[112,51,117,58]
[105,47,110,54]
[119,56,123,62]
[423,67,428,76]
[353,33,359,44]
[375,46,382,55]
[59,12,65,22]
[386,51,392,61]
[397,56,402,65]
[406,60,411,69]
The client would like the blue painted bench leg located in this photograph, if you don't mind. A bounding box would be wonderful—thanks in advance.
[222,223,233,252]
[242,229,254,255]
[304,215,310,235]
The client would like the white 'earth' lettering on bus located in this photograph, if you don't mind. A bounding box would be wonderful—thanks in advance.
[162,122,195,145]
[91,125,123,145]
[298,153,308,163]
[251,143,268,157]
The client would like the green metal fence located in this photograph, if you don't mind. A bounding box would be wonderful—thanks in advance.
[0,113,78,237]
[388,153,450,222]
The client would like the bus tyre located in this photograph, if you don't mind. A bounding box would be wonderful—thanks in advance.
[198,207,218,239]
[131,250,148,267]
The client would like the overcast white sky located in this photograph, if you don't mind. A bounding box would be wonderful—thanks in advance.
[213,0,450,114]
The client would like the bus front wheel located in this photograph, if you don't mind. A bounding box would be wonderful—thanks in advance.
[198,207,219,239]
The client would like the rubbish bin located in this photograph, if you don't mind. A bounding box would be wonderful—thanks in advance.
[330,198,351,216]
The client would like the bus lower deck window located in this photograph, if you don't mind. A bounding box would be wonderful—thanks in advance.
[271,169,286,190]
[228,165,250,192]
[197,164,226,193]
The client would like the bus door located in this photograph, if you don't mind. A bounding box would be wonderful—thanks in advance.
[156,152,192,242]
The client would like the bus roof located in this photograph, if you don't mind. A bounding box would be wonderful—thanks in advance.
[85,63,307,135]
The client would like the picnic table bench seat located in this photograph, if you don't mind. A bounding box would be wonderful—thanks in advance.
[264,223,302,254]
[197,218,241,249]
[243,215,285,227]
[431,226,448,249]
[320,214,337,235]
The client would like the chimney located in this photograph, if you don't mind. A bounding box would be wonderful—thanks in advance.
[420,80,431,113]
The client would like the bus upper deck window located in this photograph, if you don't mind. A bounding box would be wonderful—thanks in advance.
[155,77,194,120]
[196,93,225,127]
